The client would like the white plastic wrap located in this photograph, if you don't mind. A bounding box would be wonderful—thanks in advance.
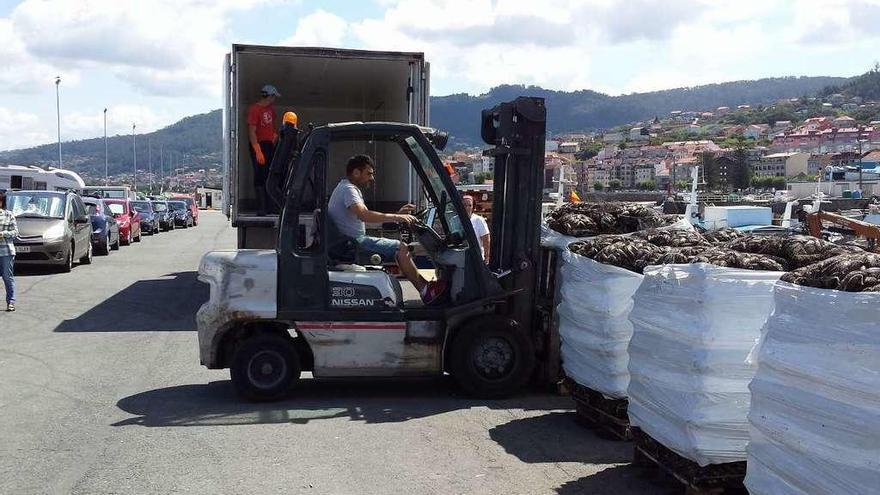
[627,263,782,466]
[557,250,644,398]
[745,282,880,495]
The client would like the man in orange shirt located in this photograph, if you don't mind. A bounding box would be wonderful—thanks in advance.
[247,84,281,216]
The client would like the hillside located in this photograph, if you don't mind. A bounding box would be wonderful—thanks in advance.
[821,63,880,101]
[432,76,847,145]
[0,110,222,179]
[0,74,854,175]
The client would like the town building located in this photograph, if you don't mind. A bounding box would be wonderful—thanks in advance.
[754,152,809,178]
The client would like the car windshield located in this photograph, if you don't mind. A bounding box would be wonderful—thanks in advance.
[170,202,185,211]
[8,192,66,219]
[152,202,168,212]
[107,203,125,215]
[404,136,464,238]
[131,201,152,212]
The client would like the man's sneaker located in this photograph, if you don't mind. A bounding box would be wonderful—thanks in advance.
[6,303,14,312]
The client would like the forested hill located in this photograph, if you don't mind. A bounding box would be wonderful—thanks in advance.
[0,74,863,174]
[432,76,847,144]
[0,110,222,178]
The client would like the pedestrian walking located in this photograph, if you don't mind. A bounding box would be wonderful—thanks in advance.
[0,190,18,311]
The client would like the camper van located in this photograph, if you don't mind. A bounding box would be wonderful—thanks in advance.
[0,165,85,192]
[80,185,136,200]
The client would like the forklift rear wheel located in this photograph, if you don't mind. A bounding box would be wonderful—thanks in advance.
[450,322,535,399]
[230,334,301,401]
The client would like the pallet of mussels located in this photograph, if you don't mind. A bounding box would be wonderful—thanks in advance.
[632,428,747,495]
[563,377,631,441]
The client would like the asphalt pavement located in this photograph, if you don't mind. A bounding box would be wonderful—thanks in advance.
[0,211,665,495]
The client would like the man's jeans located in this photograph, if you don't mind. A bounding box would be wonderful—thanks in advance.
[355,236,401,263]
[0,255,14,305]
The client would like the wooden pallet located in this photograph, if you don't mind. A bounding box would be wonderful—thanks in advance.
[631,428,747,495]
[564,377,632,441]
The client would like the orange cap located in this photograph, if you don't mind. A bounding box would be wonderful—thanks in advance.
[283,111,298,127]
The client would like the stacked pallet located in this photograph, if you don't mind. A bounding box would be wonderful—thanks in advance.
[745,253,880,494]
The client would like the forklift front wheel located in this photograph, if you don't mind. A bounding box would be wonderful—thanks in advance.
[450,322,535,399]
[230,334,301,401]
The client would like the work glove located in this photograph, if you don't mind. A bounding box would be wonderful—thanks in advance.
[252,143,265,166]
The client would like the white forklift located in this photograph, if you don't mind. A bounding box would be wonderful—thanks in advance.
[196,97,559,400]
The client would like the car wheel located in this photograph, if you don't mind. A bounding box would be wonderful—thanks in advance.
[230,334,301,401]
[80,240,93,265]
[60,243,73,273]
[449,318,535,399]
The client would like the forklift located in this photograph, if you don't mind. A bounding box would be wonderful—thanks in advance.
[196,97,559,400]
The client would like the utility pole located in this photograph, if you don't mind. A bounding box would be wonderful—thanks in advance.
[103,108,108,184]
[159,145,163,193]
[858,134,865,194]
[55,76,62,169]
[148,137,152,194]
[132,123,137,193]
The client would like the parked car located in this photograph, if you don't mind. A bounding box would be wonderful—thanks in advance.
[104,198,142,245]
[169,200,193,228]
[151,200,174,231]
[7,190,93,271]
[82,197,120,255]
[170,195,199,226]
[131,200,160,235]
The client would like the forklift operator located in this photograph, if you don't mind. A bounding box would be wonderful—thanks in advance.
[328,154,419,263]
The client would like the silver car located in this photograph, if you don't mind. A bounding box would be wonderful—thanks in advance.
[8,190,93,272]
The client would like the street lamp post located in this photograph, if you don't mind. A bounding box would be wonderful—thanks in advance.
[132,123,137,193]
[148,137,152,194]
[858,137,866,194]
[103,108,108,184]
[55,76,62,169]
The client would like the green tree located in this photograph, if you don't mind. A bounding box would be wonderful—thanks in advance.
[637,180,657,190]
[772,177,787,190]
[730,147,752,190]
[608,179,622,190]
[593,181,604,191]
[674,180,689,190]
[701,151,721,190]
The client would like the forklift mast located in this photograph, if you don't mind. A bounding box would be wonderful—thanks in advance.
[481,97,547,333]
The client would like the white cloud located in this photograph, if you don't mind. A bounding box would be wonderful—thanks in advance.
[280,9,349,47]
[5,0,274,97]
[0,107,52,151]
[0,18,79,94]
[62,105,173,140]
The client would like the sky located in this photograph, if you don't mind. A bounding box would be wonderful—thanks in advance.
[1,0,879,151]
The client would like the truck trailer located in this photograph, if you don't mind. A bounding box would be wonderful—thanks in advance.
[223,44,431,248]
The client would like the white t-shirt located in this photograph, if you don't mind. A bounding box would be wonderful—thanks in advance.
[328,179,366,238]
[470,214,489,259]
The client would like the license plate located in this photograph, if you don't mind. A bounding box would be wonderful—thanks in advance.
[16,245,31,253]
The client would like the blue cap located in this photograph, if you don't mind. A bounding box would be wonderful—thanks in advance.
[261,84,281,97]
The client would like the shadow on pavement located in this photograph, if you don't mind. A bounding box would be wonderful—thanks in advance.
[114,378,574,427]
[54,271,206,332]
[554,464,680,495]
[488,412,632,465]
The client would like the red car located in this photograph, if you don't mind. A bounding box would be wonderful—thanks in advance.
[170,194,199,226]
[104,198,142,245]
